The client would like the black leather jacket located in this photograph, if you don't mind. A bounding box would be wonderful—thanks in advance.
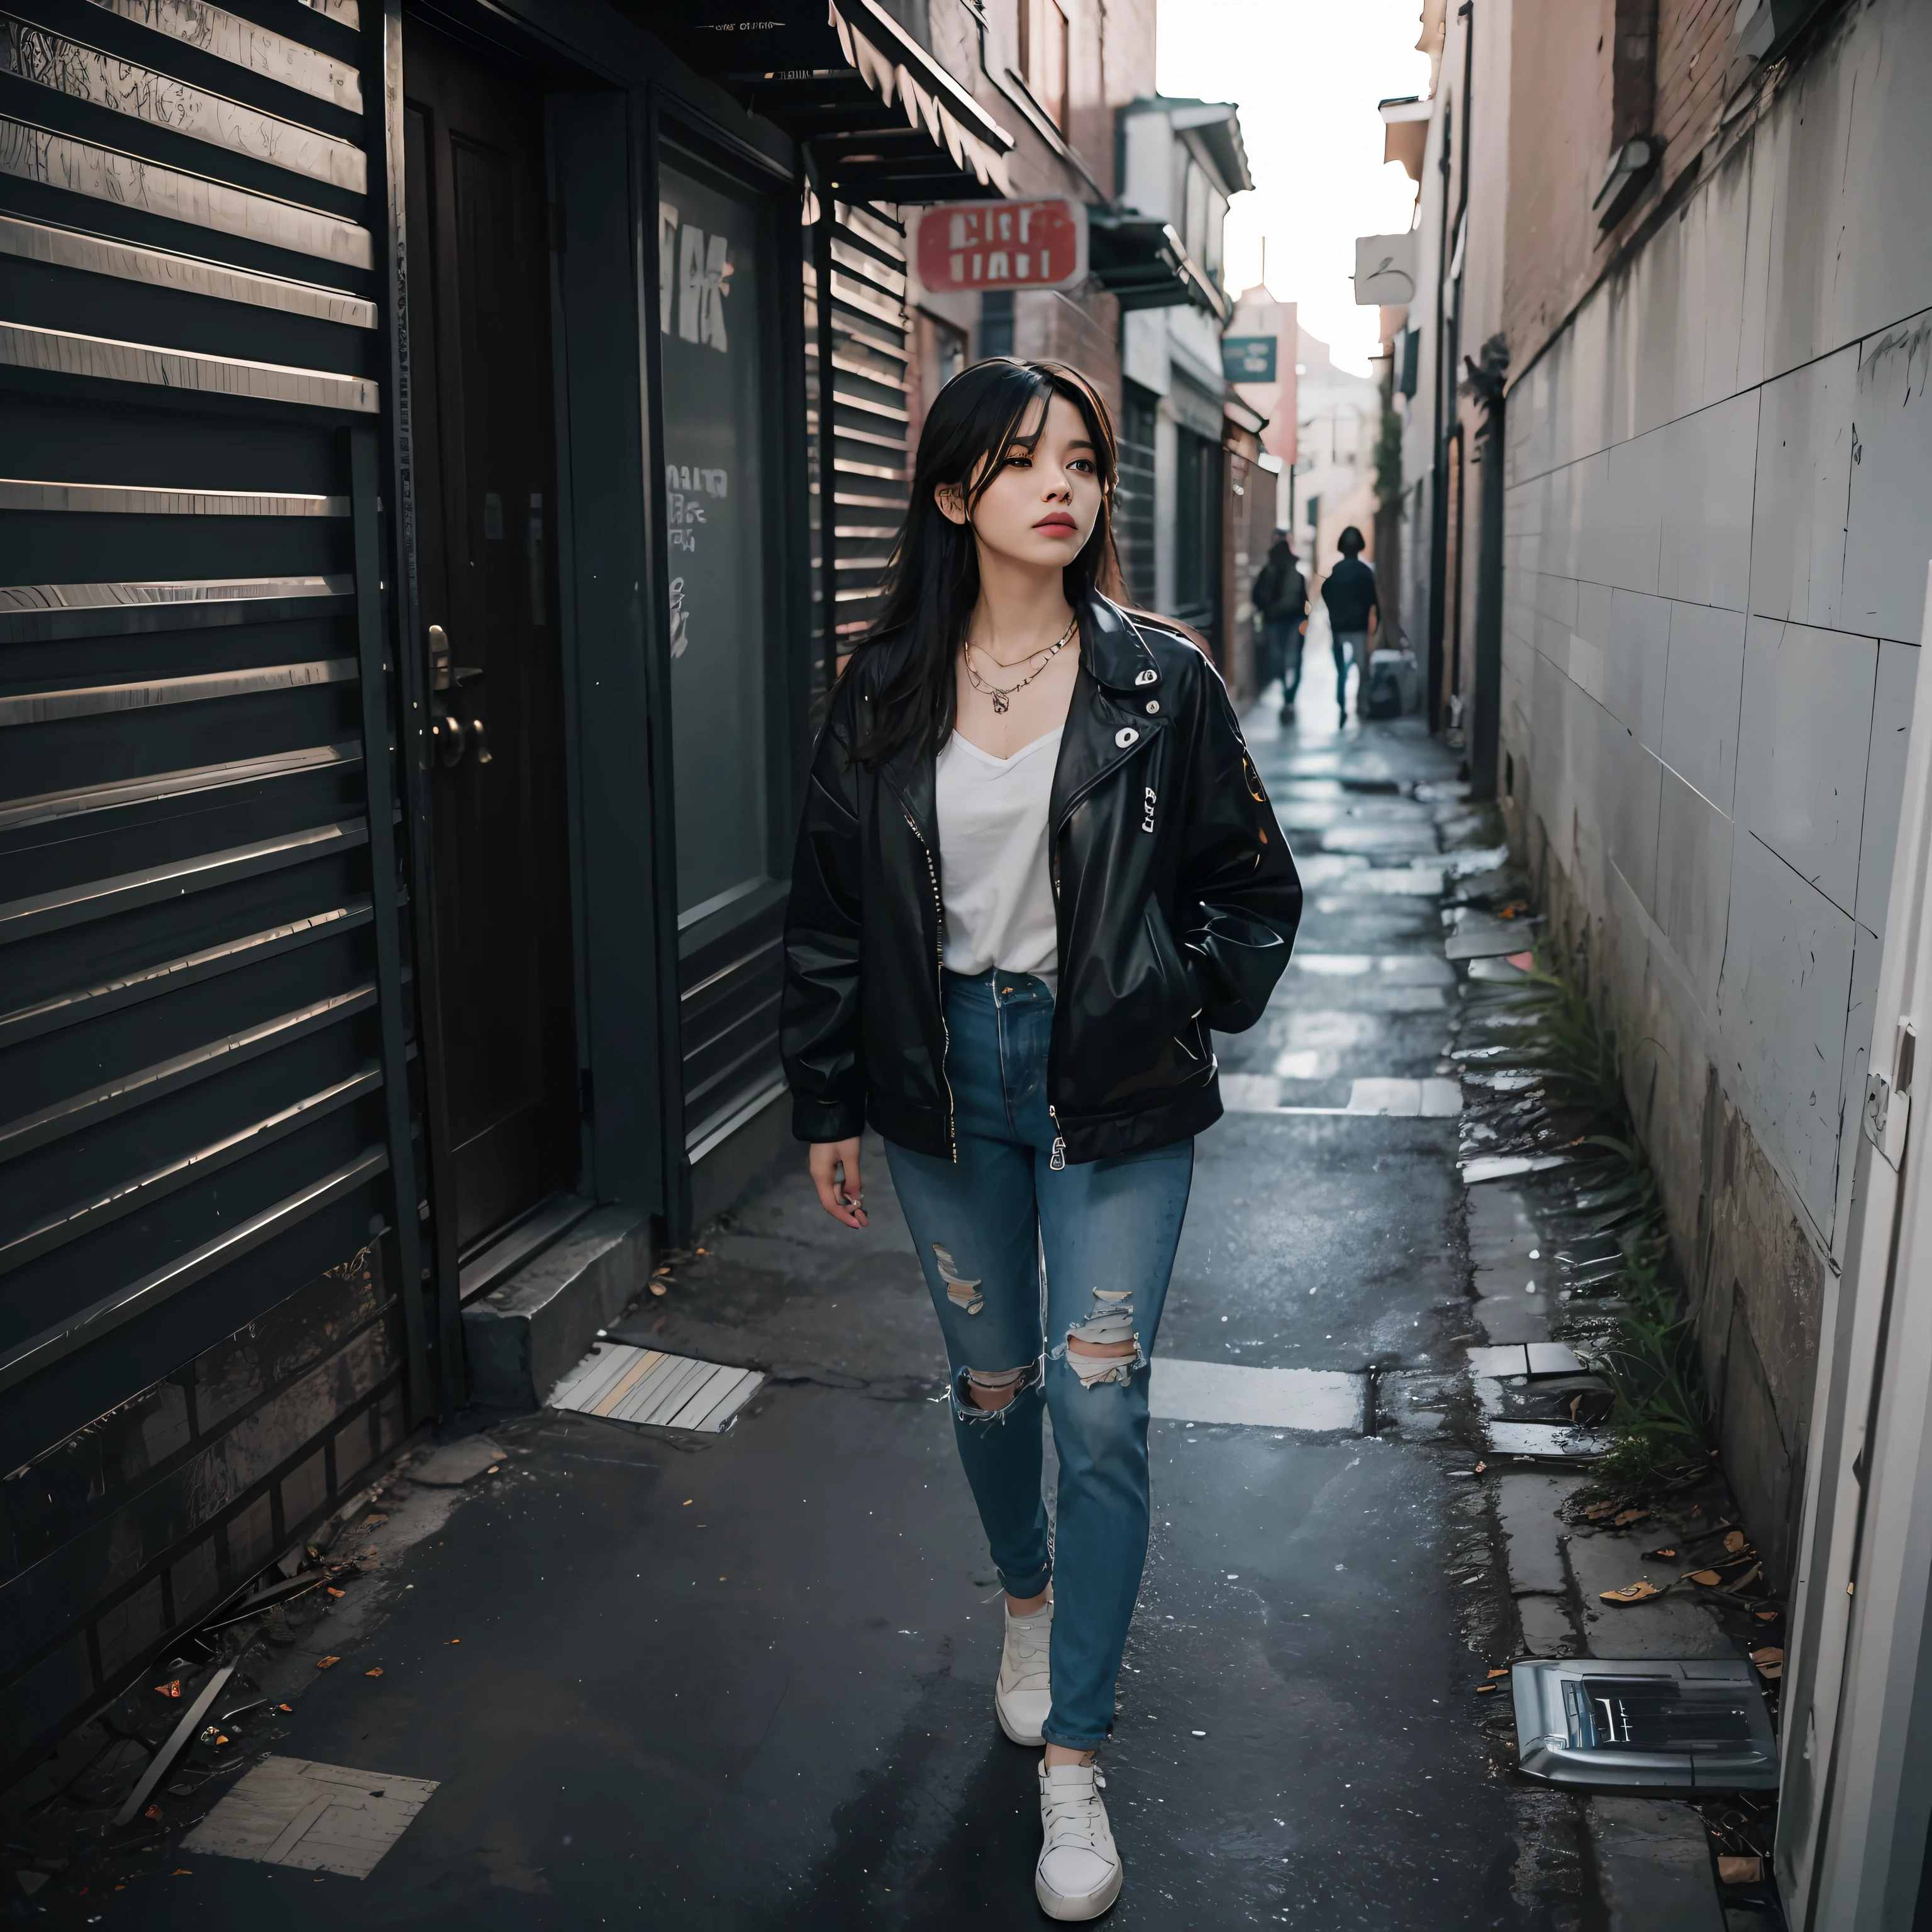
[781,594,1302,1165]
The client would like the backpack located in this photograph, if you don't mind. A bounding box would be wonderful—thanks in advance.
[1363,652,1404,720]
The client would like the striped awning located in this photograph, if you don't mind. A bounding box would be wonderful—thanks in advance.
[650,0,1014,201]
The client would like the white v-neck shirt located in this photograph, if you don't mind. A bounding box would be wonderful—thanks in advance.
[935,725,1063,993]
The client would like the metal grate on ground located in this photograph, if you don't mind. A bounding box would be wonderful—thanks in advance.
[547,1345,763,1434]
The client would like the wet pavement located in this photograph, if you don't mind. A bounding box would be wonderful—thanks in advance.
[35,692,1648,1928]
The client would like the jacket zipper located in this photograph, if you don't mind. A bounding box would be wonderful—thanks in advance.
[1048,1106,1067,1171]
[901,806,958,1163]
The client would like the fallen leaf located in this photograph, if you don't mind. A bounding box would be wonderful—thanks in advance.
[1600,1580,1663,1604]
[1584,1499,1629,1522]
[1570,1393,1584,1420]
[154,1680,182,1699]
[144,1804,162,1821]
[1488,1667,1511,1678]
[317,1655,340,1668]
[1612,1509,1649,1528]
[1646,1547,1679,1559]
[365,1668,384,1678]
[366,1513,388,1524]
[447,1638,461,1645]
[650,1281,668,1297]
[172,1870,192,1877]
[1756,1611,1780,1623]
[1475,1683,1496,1693]
[326,1587,346,1599]
[1685,1568,1724,1586]
[1474,1461,1487,1474]
[215,1735,229,1745]
[1724,1530,1748,1555]
[487,1466,500,1475]
[1750,1646,1784,1679]
[696,1246,708,1255]
[279,1703,293,1712]
[1718,1855,1762,1884]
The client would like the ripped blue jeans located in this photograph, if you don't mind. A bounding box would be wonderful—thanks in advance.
[884,967,1194,1749]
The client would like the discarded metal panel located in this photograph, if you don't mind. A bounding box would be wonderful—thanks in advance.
[548,1344,764,1435]
[1512,1657,1779,1790]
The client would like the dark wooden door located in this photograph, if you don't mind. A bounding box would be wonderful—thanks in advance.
[404,24,578,1252]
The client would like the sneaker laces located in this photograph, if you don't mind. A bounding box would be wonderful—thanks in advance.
[1004,1609,1051,1692]
[1041,1766,1108,1856]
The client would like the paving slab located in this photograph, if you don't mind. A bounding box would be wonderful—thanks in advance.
[1591,1796,1727,1930]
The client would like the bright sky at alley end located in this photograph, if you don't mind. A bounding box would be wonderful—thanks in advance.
[1158,0,1433,374]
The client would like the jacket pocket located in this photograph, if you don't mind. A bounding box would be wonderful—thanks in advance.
[1143,903,1214,1084]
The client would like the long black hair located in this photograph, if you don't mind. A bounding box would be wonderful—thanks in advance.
[848,357,1121,767]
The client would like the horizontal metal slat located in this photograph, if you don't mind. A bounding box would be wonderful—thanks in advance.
[0,478,350,516]
[828,350,906,392]
[831,388,909,428]
[831,423,906,456]
[0,982,376,1158]
[2,18,367,192]
[0,1060,379,1275]
[84,0,363,114]
[0,816,367,945]
[0,1142,386,1392]
[826,276,904,331]
[0,576,355,643]
[0,741,360,835]
[831,458,908,484]
[0,117,374,267]
[0,318,379,410]
[0,212,375,324]
[0,896,371,1045]
[0,655,357,726]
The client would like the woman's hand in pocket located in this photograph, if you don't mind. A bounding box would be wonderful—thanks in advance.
[809,1138,868,1228]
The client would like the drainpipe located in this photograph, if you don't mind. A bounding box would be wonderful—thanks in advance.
[1426,5,1474,730]
[1467,337,1507,797]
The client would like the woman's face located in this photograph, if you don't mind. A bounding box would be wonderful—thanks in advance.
[937,391,1104,570]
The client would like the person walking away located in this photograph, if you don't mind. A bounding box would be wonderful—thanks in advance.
[782,357,1302,1920]
[1319,525,1379,724]
[1251,533,1308,723]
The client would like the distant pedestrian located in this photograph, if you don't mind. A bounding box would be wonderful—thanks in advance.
[783,357,1301,1921]
[1319,526,1379,725]
[1252,533,1308,723]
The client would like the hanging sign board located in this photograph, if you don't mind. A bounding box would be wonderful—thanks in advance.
[914,198,1088,294]
[1222,335,1278,382]
[1353,231,1419,304]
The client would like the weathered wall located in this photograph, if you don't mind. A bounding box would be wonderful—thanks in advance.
[1500,0,1932,1581]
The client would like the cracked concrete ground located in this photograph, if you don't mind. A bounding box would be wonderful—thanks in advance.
[57,704,1740,1928]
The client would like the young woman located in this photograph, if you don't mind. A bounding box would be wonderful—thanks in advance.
[780,358,1300,1919]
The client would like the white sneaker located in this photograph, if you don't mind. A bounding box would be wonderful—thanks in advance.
[1035,1760,1123,1921]
[995,1601,1053,1746]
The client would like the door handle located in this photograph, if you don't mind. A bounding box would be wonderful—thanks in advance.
[428,623,452,692]
[469,719,492,765]
[435,713,467,767]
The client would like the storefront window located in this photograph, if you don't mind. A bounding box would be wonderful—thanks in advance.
[659,153,772,921]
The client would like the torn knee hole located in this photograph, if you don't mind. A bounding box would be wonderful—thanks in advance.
[960,1363,1033,1414]
[1062,1288,1142,1388]
[933,1243,985,1315]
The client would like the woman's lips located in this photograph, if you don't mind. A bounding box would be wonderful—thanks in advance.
[1035,516,1077,534]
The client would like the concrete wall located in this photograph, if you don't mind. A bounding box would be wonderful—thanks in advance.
[1499,0,1932,1582]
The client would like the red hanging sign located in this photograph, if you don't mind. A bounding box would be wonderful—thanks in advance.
[914,199,1088,294]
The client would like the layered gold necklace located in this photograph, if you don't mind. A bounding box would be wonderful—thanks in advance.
[963,613,1078,714]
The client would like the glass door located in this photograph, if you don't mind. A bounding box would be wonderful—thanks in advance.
[657,147,789,1155]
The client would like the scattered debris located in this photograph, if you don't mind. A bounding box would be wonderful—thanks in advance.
[365,1668,384,1679]
[1750,1648,1784,1681]
[1718,1855,1763,1884]
[1599,1580,1663,1604]
[111,1664,236,1828]
[317,1656,340,1670]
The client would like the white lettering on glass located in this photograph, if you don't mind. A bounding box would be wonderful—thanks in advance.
[669,575,691,658]
[658,202,679,335]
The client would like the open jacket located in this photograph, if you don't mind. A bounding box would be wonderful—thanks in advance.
[780,593,1302,1165]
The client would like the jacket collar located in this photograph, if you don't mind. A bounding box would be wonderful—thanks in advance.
[1078,592,1162,693]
